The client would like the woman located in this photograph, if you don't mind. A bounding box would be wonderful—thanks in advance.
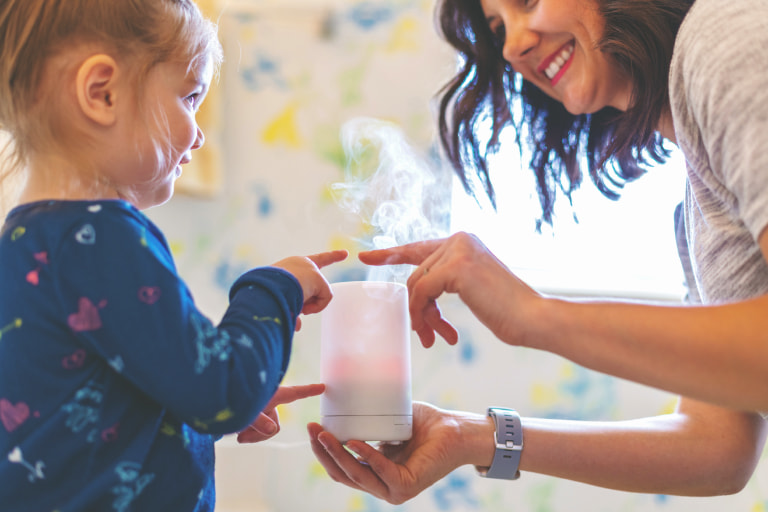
[308,0,768,504]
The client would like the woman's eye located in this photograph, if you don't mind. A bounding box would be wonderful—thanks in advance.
[491,24,506,51]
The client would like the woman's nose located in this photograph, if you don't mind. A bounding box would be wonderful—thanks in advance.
[502,19,538,62]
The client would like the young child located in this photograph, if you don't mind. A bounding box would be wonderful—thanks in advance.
[0,1,347,510]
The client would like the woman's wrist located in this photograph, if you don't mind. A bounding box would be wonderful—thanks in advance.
[520,295,570,353]
[453,410,496,469]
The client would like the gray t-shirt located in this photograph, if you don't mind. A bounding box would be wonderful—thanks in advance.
[670,0,768,305]
[669,0,768,418]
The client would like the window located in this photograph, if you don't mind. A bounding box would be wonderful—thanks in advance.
[449,129,688,302]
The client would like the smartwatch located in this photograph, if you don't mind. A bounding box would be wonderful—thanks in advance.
[476,407,523,480]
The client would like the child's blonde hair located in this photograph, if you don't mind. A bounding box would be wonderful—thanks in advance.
[0,0,223,209]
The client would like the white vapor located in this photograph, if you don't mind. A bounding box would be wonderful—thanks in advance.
[332,117,448,283]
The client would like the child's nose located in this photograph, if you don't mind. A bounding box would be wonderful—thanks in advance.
[192,126,205,150]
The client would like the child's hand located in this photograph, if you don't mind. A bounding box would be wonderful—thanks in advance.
[272,250,348,323]
[237,383,326,443]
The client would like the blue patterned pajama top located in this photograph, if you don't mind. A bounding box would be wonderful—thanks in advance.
[0,200,302,511]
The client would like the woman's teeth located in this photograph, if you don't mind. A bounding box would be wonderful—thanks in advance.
[544,44,574,80]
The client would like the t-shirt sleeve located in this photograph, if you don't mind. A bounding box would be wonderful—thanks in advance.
[52,211,303,435]
[674,1,768,240]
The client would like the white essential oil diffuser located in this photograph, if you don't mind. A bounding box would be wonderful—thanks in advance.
[320,281,413,442]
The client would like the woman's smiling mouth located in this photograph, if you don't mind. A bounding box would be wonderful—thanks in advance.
[539,42,575,85]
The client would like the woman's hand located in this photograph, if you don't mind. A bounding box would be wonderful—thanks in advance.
[359,232,540,347]
[307,402,494,505]
[237,383,326,443]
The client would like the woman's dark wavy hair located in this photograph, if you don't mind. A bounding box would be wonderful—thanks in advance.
[436,0,694,227]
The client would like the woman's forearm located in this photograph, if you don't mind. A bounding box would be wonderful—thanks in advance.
[526,295,768,412]
[515,399,765,496]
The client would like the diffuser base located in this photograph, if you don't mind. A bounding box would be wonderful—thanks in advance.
[322,415,412,443]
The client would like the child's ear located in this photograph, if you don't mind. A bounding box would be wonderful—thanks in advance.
[76,54,120,126]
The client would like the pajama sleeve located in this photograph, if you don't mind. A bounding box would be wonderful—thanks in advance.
[52,208,302,435]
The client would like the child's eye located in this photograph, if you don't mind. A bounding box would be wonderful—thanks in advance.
[185,93,201,110]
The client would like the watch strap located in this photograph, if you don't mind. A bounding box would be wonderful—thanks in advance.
[480,407,523,480]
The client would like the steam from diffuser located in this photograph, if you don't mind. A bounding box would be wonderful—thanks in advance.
[332,117,448,282]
